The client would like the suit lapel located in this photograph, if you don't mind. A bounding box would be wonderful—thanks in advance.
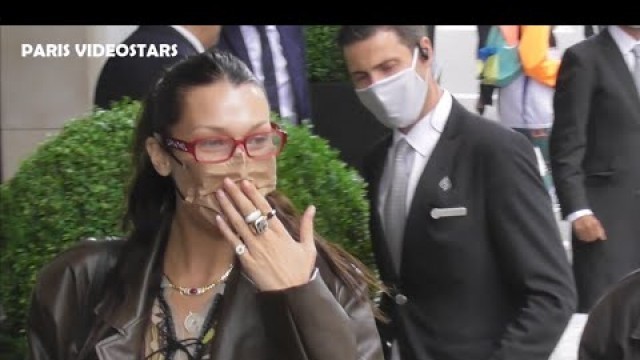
[367,135,398,282]
[220,26,253,72]
[402,101,464,272]
[598,29,640,112]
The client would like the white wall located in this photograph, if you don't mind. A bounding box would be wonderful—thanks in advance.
[0,25,135,181]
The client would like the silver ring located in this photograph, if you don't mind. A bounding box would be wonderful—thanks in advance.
[265,209,277,220]
[235,243,247,256]
[244,209,261,224]
[252,215,269,235]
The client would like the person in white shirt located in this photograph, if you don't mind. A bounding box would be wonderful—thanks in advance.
[550,25,640,312]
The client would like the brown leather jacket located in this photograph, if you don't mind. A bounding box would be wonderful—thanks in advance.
[27,237,384,360]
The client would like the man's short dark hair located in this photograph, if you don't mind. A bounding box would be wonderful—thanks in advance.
[337,26,427,49]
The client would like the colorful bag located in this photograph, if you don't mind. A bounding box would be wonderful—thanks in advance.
[477,26,522,87]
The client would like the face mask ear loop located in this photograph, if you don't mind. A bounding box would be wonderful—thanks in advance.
[411,47,419,69]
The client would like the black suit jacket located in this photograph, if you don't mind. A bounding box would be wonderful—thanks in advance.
[94,26,199,109]
[550,28,640,312]
[215,26,311,122]
[364,99,576,360]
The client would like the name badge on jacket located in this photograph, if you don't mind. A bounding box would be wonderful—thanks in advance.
[430,207,467,219]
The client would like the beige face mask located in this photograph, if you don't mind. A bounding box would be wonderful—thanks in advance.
[172,152,277,224]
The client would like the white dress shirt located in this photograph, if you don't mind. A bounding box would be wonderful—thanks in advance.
[239,25,297,123]
[377,90,453,231]
[566,26,640,223]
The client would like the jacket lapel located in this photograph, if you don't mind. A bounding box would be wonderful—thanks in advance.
[367,135,398,283]
[402,101,464,273]
[219,26,253,72]
[92,226,167,360]
[598,29,640,112]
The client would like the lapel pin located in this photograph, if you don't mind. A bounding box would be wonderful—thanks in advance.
[439,176,452,192]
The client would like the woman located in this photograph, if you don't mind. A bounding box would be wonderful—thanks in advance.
[27,50,384,359]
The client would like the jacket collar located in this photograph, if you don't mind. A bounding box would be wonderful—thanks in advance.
[92,223,169,358]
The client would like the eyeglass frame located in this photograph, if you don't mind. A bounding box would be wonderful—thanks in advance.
[162,122,288,164]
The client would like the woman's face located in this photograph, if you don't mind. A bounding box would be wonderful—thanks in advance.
[172,80,271,150]
[150,80,278,219]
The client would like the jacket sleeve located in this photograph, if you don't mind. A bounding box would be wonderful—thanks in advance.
[578,271,640,360]
[486,131,577,360]
[256,261,384,360]
[518,26,561,87]
[26,240,112,360]
[549,48,593,217]
[27,257,84,360]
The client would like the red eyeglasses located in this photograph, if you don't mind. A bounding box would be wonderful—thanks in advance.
[164,122,288,163]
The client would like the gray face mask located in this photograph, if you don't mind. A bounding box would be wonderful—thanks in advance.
[355,48,428,129]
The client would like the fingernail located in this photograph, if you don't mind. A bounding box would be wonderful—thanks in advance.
[216,190,226,199]
[224,177,233,186]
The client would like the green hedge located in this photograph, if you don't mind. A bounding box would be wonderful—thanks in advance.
[304,26,349,83]
[0,101,373,352]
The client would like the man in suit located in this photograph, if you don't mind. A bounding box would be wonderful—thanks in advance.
[338,26,576,360]
[550,25,640,313]
[94,25,220,109]
[215,25,311,124]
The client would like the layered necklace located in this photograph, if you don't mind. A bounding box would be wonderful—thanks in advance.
[163,264,234,296]
[162,264,234,335]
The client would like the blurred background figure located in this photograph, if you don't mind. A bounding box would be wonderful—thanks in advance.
[550,25,640,313]
[216,25,311,124]
[476,25,560,201]
[497,26,559,175]
[94,25,221,109]
[475,25,495,116]
[583,25,606,38]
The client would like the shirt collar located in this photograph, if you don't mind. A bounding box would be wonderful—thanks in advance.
[392,89,453,157]
[609,26,640,55]
[171,25,206,53]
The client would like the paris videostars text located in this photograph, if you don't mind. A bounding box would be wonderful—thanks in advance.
[21,44,179,58]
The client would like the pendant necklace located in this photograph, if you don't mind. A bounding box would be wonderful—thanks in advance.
[162,264,233,334]
[163,263,234,296]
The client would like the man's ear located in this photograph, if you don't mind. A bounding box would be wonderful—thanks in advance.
[418,36,433,63]
[146,136,172,176]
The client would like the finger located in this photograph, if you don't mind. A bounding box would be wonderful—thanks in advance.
[240,179,272,213]
[222,177,261,220]
[215,214,251,259]
[216,189,256,244]
[596,222,607,241]
[300,205,317,250]
[240,180,286,233]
